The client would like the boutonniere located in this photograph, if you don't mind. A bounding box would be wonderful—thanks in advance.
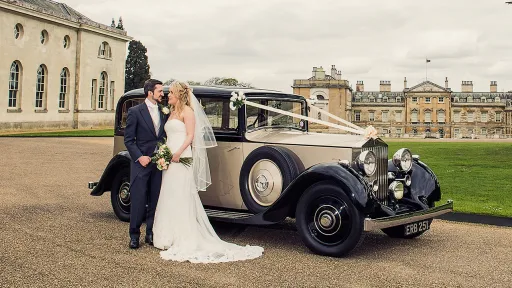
[159,104,170,115]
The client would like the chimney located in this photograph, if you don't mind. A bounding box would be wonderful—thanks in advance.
[336,71,342,80]
[312,67,317,78]
[490,81,497,93]
[445,77,449,89]
[380,80,391,92]
[331,65,337,78]
[461,81,473,93]
[356,81,364,92]
[404,77,407,89]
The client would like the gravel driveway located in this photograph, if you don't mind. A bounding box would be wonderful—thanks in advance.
[0,137,510,288]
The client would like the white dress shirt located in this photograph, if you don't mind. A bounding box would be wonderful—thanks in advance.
[145,98,160,134]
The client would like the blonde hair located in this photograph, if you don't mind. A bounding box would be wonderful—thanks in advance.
[169,81,193,116]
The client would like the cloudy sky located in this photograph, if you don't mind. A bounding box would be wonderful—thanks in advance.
[62,0,512,93]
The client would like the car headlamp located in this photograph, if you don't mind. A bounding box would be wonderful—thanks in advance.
[392,148,413,172]
[357,150,376,176]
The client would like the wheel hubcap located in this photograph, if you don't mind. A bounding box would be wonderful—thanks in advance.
[118,181,131,213]
[248,160,283,206]
[306,196,352,245]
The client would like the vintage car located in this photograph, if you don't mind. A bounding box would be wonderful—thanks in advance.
[88,85,453,257]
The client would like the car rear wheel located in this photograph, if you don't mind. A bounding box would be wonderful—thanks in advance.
[295,182,364,257]
[239,146,303,214]
[110,167,131,222]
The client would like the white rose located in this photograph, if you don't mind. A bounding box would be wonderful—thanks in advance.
[230,96,236,102]
[231,91,237,97]
[229,102,236,110]
[162,107,170,114]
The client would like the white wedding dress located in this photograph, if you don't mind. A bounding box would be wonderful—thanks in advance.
[152,119,264,263]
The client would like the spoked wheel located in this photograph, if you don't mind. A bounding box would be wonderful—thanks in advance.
[110,167,131,222]
[296,182,364,257]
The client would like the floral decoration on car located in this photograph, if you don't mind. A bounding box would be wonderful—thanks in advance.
[230,91,246,110]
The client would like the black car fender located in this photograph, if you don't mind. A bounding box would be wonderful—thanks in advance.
[388,159,441,205]
[90,151,132,196]
[259,163,372,223]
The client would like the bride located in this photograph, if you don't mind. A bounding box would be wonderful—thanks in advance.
[152,81,264,263]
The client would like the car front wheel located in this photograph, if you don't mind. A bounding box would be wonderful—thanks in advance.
[110,167,131,222]
[295,182,364,257]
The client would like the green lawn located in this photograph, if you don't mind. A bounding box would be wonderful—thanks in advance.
[0,129,114,137]
[387,142,512,217]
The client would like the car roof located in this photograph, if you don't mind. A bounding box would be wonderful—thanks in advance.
[122,85,305,101]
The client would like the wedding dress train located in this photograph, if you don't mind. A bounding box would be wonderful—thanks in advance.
[152,119,264,263]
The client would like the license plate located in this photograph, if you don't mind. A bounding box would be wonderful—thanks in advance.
[404,220,430,235]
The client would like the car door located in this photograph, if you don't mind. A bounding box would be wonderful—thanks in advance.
[197,96,245,210]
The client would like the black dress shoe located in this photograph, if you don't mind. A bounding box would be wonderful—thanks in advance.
[130,238,139,249]
[145,234,153,246]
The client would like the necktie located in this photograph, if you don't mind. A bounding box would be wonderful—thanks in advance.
[152,106,160,134]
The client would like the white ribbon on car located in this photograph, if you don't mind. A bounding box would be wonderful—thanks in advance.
[240,98,379,139]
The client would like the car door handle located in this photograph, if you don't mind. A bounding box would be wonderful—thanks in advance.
[226,146,240,152]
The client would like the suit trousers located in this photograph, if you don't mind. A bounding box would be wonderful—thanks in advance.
[129,162,162,239]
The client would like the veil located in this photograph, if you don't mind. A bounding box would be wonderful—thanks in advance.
[188,90,217,192]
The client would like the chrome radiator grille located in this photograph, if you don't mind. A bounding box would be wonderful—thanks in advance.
[362,145,388,204]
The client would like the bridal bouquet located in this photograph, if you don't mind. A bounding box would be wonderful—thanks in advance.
[151,140,193,170]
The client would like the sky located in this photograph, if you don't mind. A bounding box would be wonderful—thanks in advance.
[61,0,512,93]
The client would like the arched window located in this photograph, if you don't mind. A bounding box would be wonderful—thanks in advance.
[8,61,22,109]
[316,95,325,100]
[424,109,432,123]
[437,109,446,123]
[59,68,69,109]
[35,64,47,109]
[411,109,418,122]
[98,72,108,109]
[98,42,112,59]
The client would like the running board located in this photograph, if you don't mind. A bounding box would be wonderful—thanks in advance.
[205,208,254,220]
[204,208,282,226]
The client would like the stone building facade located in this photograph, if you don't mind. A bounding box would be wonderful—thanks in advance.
[291,65,353,123]
[0,0,132,131]
[293,65,512,138]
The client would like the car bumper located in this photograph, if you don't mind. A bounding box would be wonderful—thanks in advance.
[364,200,454,231]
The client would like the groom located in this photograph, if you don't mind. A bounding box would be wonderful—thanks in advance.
[124,79,167,249]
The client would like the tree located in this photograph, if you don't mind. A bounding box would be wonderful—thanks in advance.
[124,40,150,92]
[187,80,201,85]
[203,77,253,88]
[163,79,175,86]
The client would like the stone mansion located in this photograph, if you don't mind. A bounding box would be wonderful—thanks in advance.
[0,0,132,130]
[292,65,512,138]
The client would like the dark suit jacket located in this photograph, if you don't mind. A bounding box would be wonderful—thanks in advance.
[124,102,167,182]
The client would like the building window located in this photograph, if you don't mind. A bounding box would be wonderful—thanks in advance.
[438,110,445,123]
[481,128,487,135]
[481,97,486,103]
[98,72,107,109]
[382,97,388,103]
[369,97,375,103]
[59,68,68,109]
[395,111,402,122]
[110,81,115,110]
[454,97,459,102]
[98,42,112,59]
[467,112,474,122]
[382,111,388,122]
[425,97,431,103]
[40,30,48,44]
[438,97,444,103]
[454,128,460,137]
[425,110,432,123]
[8,61,22,108]
[14,24,24,39]
[412,128,418,135]
[396,128,402,137]
[412,97,418,103]
[355,111,361,122]
[35,64,47,109]
[63,35,70,49]
[396,97,402,103]
[496,112,502,122]
[369,111,375,122]
[454,111,460,122]
[495,97,501,103]
[481,111,488,122]
[467,96,473,102]
[411,109,418,123]
[91,79,97,109]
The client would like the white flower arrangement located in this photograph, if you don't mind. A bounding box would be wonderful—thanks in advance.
[159,104,170,115]
[364,125,379,140]
[230,91,246,110]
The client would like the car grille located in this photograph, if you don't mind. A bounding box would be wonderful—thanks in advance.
[362,145,388,205]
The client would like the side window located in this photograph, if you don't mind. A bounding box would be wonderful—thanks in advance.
[120,97,145,128]
[200,97,238,132]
